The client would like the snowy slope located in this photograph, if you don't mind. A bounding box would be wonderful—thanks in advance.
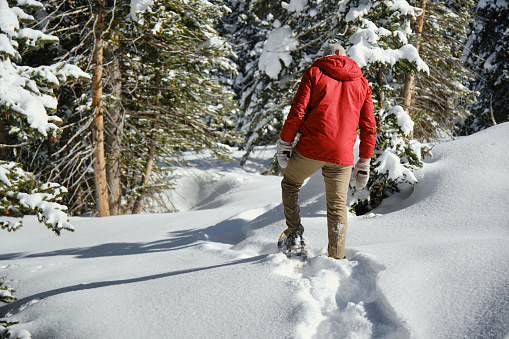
[1,123,509,339]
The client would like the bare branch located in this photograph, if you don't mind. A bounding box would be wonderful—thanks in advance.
[0,142,32,148]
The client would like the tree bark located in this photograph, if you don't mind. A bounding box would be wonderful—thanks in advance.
[0,125,10,160]
[402,0,427,139]
[104,46,124,216]
[92,0,110,217]
[376,68,387,107]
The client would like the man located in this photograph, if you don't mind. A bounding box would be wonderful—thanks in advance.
[276,44,376,260]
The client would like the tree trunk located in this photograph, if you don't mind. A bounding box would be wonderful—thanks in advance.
[402,0,427,139]
[402,72,414,110]
[131,129,157,214]
[0,125,10,160]
[92,0,110,217]
[376,68,387,107]
[131,71,161,214]
[104,46,124,216]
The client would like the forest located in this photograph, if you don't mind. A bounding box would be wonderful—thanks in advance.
[0,0,508,229]
[1,0,509,338]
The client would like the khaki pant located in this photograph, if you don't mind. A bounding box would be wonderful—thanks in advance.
[282,152,352,259]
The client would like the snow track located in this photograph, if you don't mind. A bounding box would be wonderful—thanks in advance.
[206,202,411,339]
[188,166,412,338]
[264,251,410,338]
[291,253,409,339]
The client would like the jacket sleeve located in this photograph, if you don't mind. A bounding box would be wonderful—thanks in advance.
[280,68,313,143]
[358,83,377,159]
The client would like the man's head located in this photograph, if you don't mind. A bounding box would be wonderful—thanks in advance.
[322,44,346,57]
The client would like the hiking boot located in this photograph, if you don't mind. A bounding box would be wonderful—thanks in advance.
[278,228,306,253]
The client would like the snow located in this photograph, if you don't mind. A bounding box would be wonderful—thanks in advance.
[390,105,414,136]
[15,0,43,8]
[0,34,18,60]
[478,0,508,8]
[0,164,13,187]
[348,39,429,73]
[2,123,509,338]
[496,0,508,7]
[202,36,226,49]
[0,60,60,136]
[0,1,90,139]
[388,0,423,17]
[375,150,417,183]
[345,3,372,22]
[0,290,12,299]
[16,192,74,232]
[258,26,299,79]
[484,52,497,70]
[344,1,429,74]
[0,0,19,35]
[17,28,58,46]
[129,0,153,21]
[282,0,308,14]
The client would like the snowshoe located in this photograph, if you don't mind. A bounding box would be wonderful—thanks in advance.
[277,229,308,264]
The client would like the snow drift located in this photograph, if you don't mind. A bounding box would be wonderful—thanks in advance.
[1,123,509,339]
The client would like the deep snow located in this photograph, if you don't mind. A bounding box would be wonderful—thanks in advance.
[1,123,509,339]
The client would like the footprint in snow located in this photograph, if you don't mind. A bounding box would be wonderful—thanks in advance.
[272,251,411,339]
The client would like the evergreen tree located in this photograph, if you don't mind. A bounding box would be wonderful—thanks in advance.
[0,0,87,336]
[351,106,430,214]
[223,0,430,212]
[463,0,509,132]
[15,0,100,215]
[21,0,240,215]
[334,0,431,213]
[409,0,477,140]
[1,282,20,338]
[0,0,88,232]
[119,0,241,213]
[219,1,294,166]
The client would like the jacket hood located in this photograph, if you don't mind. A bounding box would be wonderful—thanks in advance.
[311,56,362,81]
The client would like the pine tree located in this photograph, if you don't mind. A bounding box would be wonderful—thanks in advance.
[122,0,241,213]
[0,0,88,232]
[13,0,101,215]
[334,0,431,213]
[351,106,430,214]
[20,0,240,215]
[0,0,87,336]
[223,0,430,212]
[463,0,509,132]
[407,0,477,140]
[219,1,295,167]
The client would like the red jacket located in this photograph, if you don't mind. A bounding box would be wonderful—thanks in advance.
[280,56,376,166]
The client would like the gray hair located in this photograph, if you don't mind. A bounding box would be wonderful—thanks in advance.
[323,44,346,57]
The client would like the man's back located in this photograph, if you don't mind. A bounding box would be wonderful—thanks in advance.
[277,44,377,261]
[281,55,376,166]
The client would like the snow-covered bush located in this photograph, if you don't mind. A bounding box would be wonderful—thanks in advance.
[0,161,74,234]
[1,281,30,339]
[351,106,431,214]
[1,281,19,339]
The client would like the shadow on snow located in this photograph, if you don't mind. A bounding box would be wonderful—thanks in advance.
[0,254,266,318]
